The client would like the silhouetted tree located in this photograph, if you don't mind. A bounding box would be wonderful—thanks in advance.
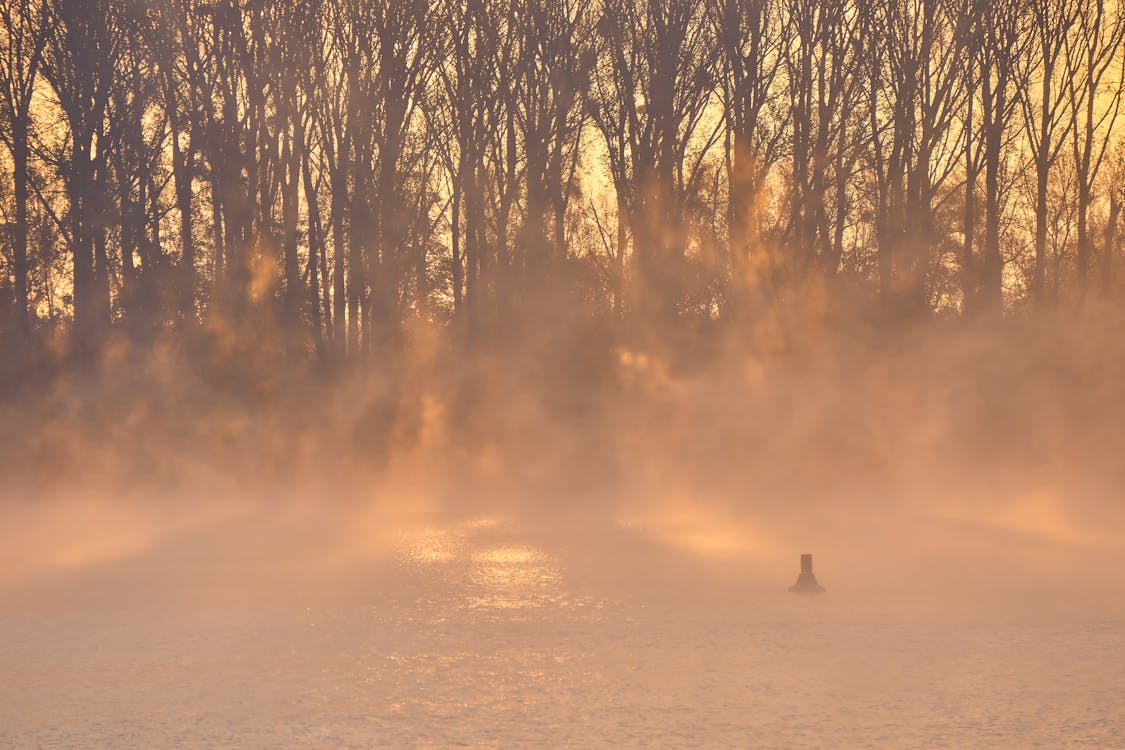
[0,0,52,343]
[4,0,1125,366]
[1065,0,1125,295]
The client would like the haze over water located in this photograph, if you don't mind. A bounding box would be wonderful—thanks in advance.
[3,313,1125,749]
[3,503,1123,748]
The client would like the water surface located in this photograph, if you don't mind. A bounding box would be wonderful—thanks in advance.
[2,512,1121,748]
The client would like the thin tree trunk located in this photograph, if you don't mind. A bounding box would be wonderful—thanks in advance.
[281,117,302,337]
[302,135,328,353]
[12,123,31,342]
[1103,191,1119,292]
[330,162,347,356]
[168,98,196,322]
[1034,66,1051,302]
[451,186,463,314]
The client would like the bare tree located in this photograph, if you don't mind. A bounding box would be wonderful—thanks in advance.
[42,0,122,347]
[513,0,594,270]
[974,0,1031,311]
[369,0,441,339]
[6,0,1125,367]
[1019,0,1079,302]
[435,0,505,326]
[781,0,865,274]
[0,0,52,343]
[591,0,719,321]
[710,0,786,296]
[863,0,969,312]
[1065,0,1125,295]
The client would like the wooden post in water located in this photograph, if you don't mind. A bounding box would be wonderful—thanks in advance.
[789,553,826,594]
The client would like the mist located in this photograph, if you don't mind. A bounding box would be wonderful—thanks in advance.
[5,300,1125,748]
[6,0,1125,743]
[5,298,1124,617]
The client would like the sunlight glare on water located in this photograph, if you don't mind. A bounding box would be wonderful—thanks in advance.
[1,514,1122,749]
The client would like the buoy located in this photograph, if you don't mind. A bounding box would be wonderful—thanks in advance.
[789,553,826,594]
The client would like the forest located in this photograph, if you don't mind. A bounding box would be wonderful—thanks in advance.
[2,0,1125,378]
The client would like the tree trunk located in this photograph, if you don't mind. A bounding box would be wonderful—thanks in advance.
[1033,66,1051,302]
[1103,191,1119,292]
[330,161,347,356]
[71,131,98,349]
[281,118,302,338]
[169,103,196,323]
[12,122,31,343]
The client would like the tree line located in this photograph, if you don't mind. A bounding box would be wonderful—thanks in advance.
[2,0,1125,360]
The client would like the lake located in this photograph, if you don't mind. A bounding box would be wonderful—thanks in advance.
[2,509,1122,748]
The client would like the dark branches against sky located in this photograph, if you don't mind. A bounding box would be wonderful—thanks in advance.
[3,0,1125,368]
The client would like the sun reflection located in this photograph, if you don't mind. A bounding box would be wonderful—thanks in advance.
[462,517,501,530]
[473,545,538,565]
[394,522,576,612]
[467,544,564,610]
[400,527,464,565]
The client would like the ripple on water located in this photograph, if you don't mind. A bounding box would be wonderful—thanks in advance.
[1,528,1123,749]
